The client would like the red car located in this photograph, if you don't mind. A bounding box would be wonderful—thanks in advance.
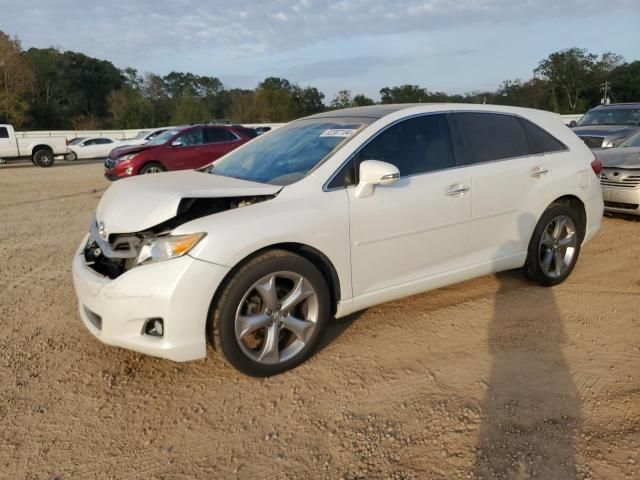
[104,124,257,180]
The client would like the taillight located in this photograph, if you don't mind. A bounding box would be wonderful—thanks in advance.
[591,153,602,176]
[65,138,69,146]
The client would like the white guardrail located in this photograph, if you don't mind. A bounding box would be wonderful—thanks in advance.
[15,124,286,140]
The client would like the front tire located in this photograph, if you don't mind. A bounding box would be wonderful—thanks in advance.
[210,250,331,377]
[139,162,165,174]
[33,149,55,167]
[65,151,78,161]
[525,204,582,287]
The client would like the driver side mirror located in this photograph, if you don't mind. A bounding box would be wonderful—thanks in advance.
[171,140,183,147]
[569,120,577,128]
[354,160,400,198]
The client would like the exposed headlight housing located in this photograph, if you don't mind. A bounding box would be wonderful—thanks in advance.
[136,232,206,264]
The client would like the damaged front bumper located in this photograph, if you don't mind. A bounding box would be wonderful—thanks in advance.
[72,233,230,362]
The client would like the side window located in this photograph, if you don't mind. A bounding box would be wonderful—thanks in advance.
[97,138,113,144]
[0,127,8,139]
[203,128,233,144]
[84,139,97,146]
[517,117,567,154]
[358,114,455,177]
[455,112,530,165]
[177,128,203,146]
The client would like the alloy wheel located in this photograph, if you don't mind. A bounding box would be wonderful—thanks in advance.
[538,214,578,279]
[234,271,319,365]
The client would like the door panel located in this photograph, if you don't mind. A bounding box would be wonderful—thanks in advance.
[451,112,555,266]
[348,169,471,297]
[465,156,553,265]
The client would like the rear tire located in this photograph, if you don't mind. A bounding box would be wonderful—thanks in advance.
[139,162,165,174]
[525,204,582,287]
[33,149,55,168]
[209,250,331,377]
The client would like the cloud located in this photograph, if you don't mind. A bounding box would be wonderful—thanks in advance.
[5,0,635,61]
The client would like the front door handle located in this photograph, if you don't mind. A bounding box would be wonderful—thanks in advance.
[445,184,471,197]
[531,166,549,178]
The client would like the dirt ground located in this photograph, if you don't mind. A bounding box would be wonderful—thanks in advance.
[0,160,638,480]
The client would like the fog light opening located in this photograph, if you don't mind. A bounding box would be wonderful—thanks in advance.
[125,167,133,175]
[144,318,164,337]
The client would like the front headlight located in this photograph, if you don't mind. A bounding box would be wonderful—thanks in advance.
[604,138,625,148]
[117,153,138,163]
[136,232,206,264]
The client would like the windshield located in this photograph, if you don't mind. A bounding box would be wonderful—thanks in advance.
[577,107,640,127]
[134,130,149,139]
[621,131,640,148]
[147,129,181,146]
[208,117,372,186]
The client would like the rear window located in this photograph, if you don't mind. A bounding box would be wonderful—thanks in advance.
[517,118,567,154]
[455,112,530,165]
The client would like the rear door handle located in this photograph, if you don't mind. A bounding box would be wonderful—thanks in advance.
[531,166,549,178]
[445,184,471,197]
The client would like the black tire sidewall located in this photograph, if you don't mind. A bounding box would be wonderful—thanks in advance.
[526,204,582,287]
[211,251,331,377]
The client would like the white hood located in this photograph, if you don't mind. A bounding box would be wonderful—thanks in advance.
[96,170,281,234]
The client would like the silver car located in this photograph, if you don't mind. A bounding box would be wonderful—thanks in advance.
[598,131,640,215]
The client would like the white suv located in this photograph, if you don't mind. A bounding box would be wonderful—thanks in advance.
[72,104,604,376]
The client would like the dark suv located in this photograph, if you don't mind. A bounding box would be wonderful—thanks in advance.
[104,124,257,180]
[571,103,640,149]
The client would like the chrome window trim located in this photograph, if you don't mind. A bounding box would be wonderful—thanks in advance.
[323,109,568,192]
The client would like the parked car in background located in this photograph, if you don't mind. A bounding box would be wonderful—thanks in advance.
[0,124,68,167]
[571,103,640,149]
[66,137,121,161]
[119,128,171,147]
[596,130,640,216]
[104,124,257,180]
[254,126,272,135]
[74,104,603,376]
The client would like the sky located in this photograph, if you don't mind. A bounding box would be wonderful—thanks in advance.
[1,0,640,100]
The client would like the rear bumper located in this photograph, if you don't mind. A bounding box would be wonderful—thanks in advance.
[72,235,230,362]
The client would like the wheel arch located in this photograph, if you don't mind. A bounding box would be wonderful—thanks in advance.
[31,144,54,157]
[138,160,166,173]
[206,242,341,346]
[547,194,587,241]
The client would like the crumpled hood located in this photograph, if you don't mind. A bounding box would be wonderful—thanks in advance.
[572,125,638,138]
[109,143,155,159]
[596,147,640,169]
[96,170,281,235]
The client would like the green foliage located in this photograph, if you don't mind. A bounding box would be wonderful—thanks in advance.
[0,92,30,127]
[171,94,211,125]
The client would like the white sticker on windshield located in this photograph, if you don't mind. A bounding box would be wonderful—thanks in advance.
[320,129,357,138]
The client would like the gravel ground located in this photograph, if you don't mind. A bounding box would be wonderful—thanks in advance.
[1,161,638,480]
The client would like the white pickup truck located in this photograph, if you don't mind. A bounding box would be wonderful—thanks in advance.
[0,124,69,167]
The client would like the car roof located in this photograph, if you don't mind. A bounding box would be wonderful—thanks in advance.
[305,103,555,121]
[307,104,426,120]
[591,103,640,110]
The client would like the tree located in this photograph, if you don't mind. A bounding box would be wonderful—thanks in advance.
[610,61,640,103]
[171,94,210,124]
[108,86,152,128]
[353,94,375,106]
[293,86,325,116]
[535,48,597,113]
[0,31,34,125]
[380,84,431,103]
[225,89,256,123]
[331,90,353,109]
